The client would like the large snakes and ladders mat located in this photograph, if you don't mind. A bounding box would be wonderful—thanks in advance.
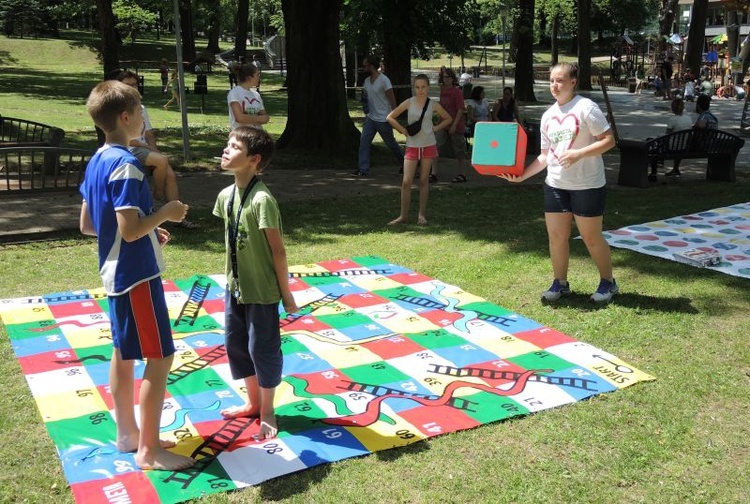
[603,202,750,279]
[0,256,654,503]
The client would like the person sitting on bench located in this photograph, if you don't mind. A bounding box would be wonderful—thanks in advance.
[649,98,692,181]
[117,71,198,229]
[665,95,718,178]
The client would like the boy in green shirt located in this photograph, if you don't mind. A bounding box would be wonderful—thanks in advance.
[213,126,298,440]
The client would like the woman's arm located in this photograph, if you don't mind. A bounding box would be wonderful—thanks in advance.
[498,151,549,183]
[230,102,270,126]
[557,130,615,167]
[448,93,466,134]
[386,99,411,135]
[466,103,476,124]
[432,102,453,133]
[513,101,523,123]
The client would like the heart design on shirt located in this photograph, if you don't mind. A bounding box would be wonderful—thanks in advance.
[546,113,580,163]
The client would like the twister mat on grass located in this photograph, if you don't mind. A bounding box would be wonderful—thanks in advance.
[603,202,750,279]
[0,256,654,503]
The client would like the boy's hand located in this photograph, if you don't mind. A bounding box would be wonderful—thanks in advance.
[282,294,299,314]
[162,200,189,222]
[156,227,171,246]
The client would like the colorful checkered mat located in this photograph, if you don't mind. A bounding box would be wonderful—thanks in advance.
[603,202,750,279]
[0,257,654,503]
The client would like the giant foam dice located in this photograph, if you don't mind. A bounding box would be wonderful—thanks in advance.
[471,122,527,176]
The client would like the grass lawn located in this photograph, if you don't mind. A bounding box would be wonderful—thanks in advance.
[1,32,749,503]
[1,182,749,503]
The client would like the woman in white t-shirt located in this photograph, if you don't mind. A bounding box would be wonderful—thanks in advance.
[498,63,619,304]
[227,63,269,130]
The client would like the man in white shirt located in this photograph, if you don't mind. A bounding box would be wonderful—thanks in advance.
[353,55,404,177]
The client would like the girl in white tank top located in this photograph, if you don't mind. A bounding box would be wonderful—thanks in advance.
[386,74,452,226]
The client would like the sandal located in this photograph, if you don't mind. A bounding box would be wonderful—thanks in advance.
[452,174,467,183]
[178,219,199,229]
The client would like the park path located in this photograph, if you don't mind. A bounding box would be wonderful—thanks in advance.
[1,82,748,242]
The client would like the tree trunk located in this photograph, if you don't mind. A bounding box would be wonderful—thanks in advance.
[206,0,222,54]
[93,0,120,79]
[659,0,680,36]
[381,0,413,104]
[741,37,750,73]
[509,8,519,63]
[345,49,357,99]
[235,0,249,61]
[514,0,536,101]
[577,0,592,90]
[657,0,680,64]
[278,0,360,154]
[685,0,709,77]
[551,13,559,66]
[179,0,196,62]
[726,9,739,59]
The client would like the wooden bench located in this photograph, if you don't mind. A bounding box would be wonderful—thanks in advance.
[617,129,745,187]
[0,146,90,194]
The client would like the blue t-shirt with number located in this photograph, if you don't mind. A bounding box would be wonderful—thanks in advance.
[80,144,164,295]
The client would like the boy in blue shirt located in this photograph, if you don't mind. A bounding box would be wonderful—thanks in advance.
[213,126,298,440]
[79,80,195,471]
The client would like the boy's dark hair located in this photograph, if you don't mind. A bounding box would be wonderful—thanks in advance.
[116,70,139,82]
[440,67,457,85]
[470,85,484,102]
[697,94,711,111]
[364,55,380,69]
[230,126,275,172]
[236,63,258,83]
[86,80,141,133]
[671,98,685,115]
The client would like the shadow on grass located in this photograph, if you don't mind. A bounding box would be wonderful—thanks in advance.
[543,292,699,314]
[0,68,102,105]
[0,50,19,66]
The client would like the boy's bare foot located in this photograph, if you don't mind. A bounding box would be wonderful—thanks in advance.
[136,447,195,471]
[388,217,406,226]
[221,404,260,419]
[256,413,278,440]
[417,216,428,226]
[117,432,176,452]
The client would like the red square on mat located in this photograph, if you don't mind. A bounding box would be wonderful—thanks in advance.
[387,272,434,285]
[514,327,577,349]
[317,258,362,272]
[71,471,160,504]
[418,309,462,328]
[287,277,312,292]
[364,335,426,360]
[48,300,104,318]
[338,292,391,309]
[399,403,480,436]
